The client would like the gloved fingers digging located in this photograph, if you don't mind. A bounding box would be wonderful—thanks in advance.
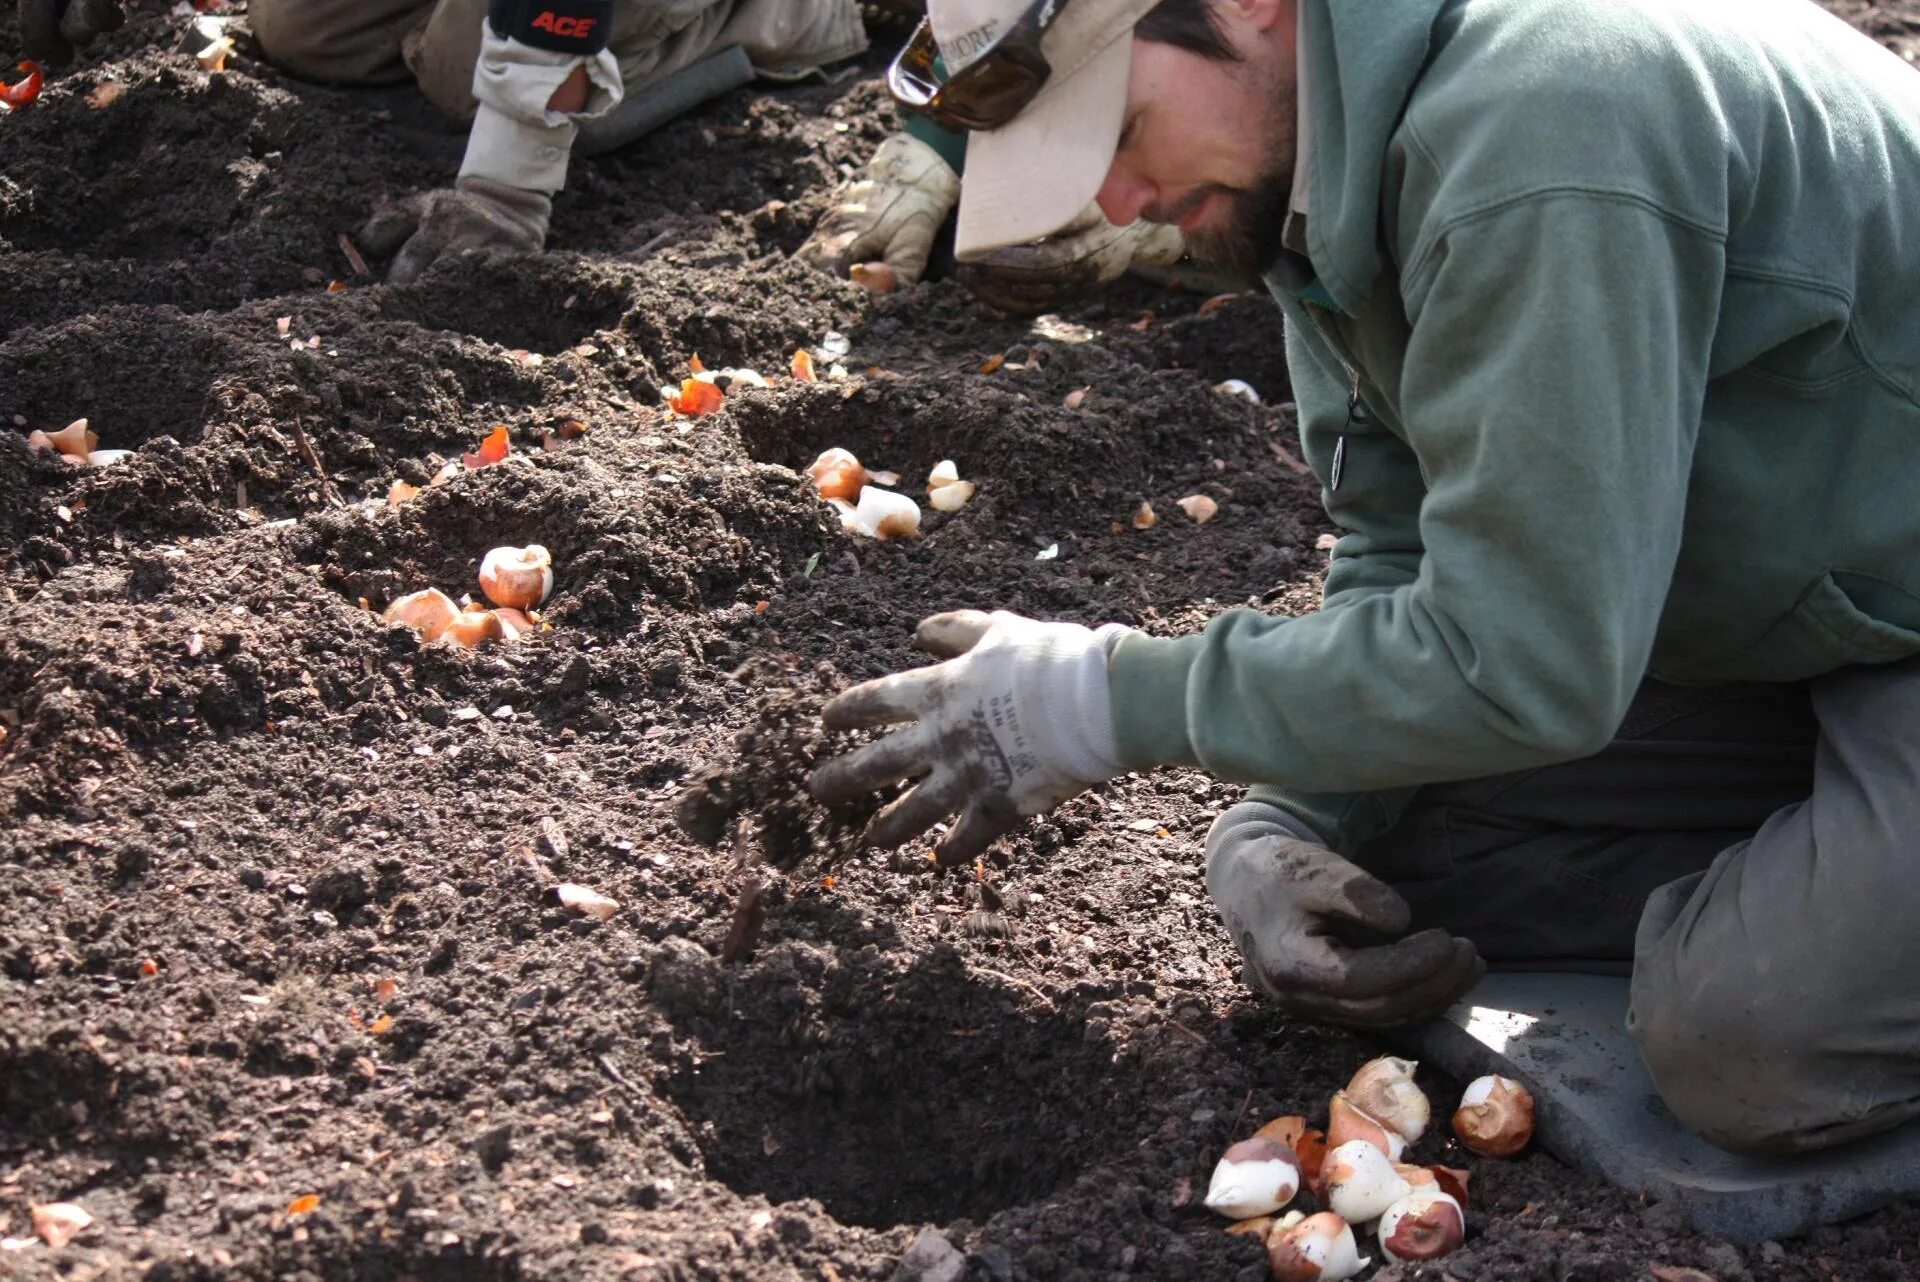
[914,608,996,658]
[358,178,551,284]
[797,132,959,287]
[932,795,1023,867]
[810,720,940,803]
[865,768,969,851]
[1279,926,1472,1002]
[1257,937,1486,1029]
[357,194,432,258]
[810,611,1132,852]
[819,663,948,732]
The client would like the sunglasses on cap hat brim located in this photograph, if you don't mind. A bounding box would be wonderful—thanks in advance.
[887,0,1069,132]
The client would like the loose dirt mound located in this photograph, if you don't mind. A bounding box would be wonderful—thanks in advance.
[4,4,1919,1280]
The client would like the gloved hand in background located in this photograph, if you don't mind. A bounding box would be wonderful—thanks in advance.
[1207,801,1485,1029]
[955,199,1187,316]
[797,131,960,289]
[357,177,551,285]
[810,609,1132,865]
[19,0,124,65]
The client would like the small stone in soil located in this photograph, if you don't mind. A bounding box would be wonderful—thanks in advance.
[889,1228,965,1282]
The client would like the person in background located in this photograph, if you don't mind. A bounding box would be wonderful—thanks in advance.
[20,0,874,280]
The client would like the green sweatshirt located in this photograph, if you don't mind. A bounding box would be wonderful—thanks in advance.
[1108,0,1920,853]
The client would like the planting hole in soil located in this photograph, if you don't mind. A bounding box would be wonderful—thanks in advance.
[658,945,1139,1228]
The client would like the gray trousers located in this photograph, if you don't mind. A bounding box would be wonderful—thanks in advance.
[248,0,865,123]
[1357,659,1920,1156]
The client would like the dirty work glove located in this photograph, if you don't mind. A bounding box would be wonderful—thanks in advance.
[1207,802,1485,1030]
[810,610,1132,863]
[796,132,960,288]
[19,0,124,64]
[955,200,1187,316]
[357,177,551,285]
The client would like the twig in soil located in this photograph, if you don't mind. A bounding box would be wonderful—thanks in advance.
[630,230,676,261]
[1228,1087,1253,1138]
[338,232,371,278]
[1267,437,1313,476]
[290,415,343,508]
[720,877,768,964]
[595,1053,644,1098]
[968,964,1057,1013]
[1164,1019,1211,1047]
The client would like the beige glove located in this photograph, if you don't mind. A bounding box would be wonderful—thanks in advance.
[955,200,1187,316]
[797,132,959,288]
[358,178,551,285]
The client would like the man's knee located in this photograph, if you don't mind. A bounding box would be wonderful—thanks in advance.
[1629,981,1821,1155]
[253,0,431,86]
[1629,959,1920,1157]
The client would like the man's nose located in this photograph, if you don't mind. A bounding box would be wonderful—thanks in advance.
[1096,166,1156,227]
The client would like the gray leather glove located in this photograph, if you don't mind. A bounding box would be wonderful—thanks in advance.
[20,0,124,64]
[810,610,1131,864]
[955,200,1187,316]
[357,177,551,285]
[797,132,959,288]
[1207,802,1485,1029]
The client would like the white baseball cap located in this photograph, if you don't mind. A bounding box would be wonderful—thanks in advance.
[924,0,1162,259]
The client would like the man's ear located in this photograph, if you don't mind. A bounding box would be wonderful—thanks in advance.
[1218,0,1290,35]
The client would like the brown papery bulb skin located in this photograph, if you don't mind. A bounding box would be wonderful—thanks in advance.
[807,448,867,501]
[478,544,554,611]
[383,588,459,643]
[1345,1056,1430,1143]
[1453,1075,1536,1158]
[1326,1091,1405,1162]
[1379,1190,1465,1263]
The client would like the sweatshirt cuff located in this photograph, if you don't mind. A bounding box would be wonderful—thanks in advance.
[459,103,577,193]
[1107,631,1207,771]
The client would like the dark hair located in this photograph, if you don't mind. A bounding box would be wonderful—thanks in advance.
[1135,0,1237,60]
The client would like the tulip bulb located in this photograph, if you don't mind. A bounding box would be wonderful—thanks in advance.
[1453,1074,1535,1157]
[1132,500,1158,529]
[31,1202,93,1250]
[1345,1056,1430,1144]
[383,588,459,642]
[1323,1139,1413,1225]
[1177,494,1219,524]
[1203,1137,1301,1220]
[1378,1188,1465,1262]
[478,544,554,610]
[851,486,921,539]
[1326,1091,1406,1162]
[808,447,867,501]
[442,607,506,649]
[555,883,619,920]
[1266,1211,1368,1281]
[926,459,976,511]
[27,418,98,463]
[493,607,534,641]
[87,449,134,467]
[929,480,975,512]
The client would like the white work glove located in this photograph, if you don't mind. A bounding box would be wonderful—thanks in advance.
[956,199,1187,316]
[1207,802,1485,1029]
[810,610,1131,864]
[796,132,960,288]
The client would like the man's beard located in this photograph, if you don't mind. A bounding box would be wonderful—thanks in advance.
[1155,167,1295,280]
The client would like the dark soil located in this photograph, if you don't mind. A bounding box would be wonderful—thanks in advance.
[4,4,1919,1281]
